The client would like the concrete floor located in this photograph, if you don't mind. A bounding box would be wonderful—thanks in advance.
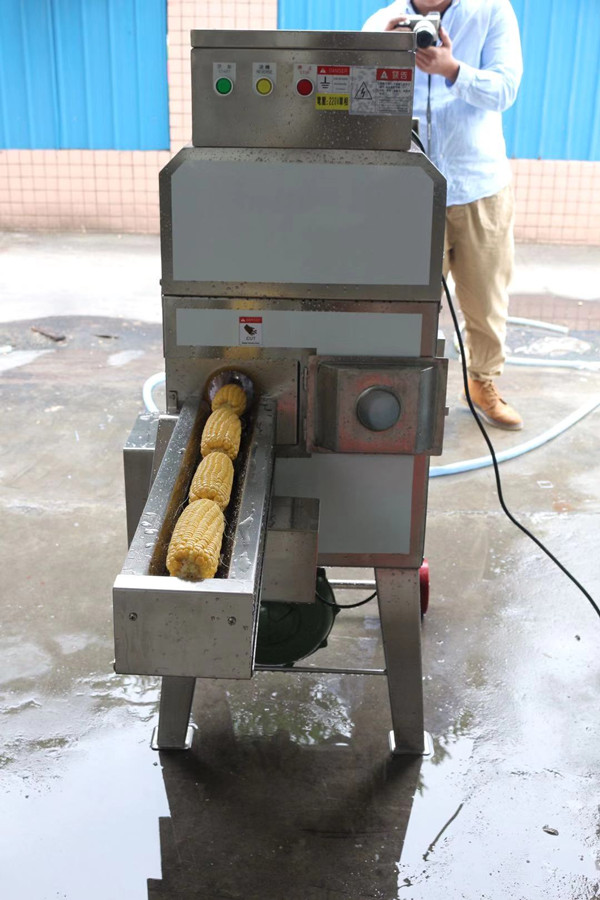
[1,234,599,900]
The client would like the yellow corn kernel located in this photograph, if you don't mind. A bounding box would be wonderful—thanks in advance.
[189,451,234,509]
[212,383,247,417]
[167,499,225,580]
[201,407,241,461]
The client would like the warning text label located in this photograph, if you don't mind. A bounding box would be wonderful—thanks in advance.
[316,94,349,110]
[239,316,263,345]
[314,64,350,111]
[376,68,413,82]
[350,66,413,116]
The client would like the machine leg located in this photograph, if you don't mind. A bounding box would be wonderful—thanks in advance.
[151,676,197,750]
[375,568,429,756]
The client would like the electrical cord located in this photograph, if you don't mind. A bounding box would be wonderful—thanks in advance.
[316,589,378,610]
[426,74,432,156]
[411,129,426,153]
[442,275,600,620]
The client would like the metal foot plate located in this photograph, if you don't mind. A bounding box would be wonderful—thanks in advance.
[151,723,197,751]
[388,729,434,759]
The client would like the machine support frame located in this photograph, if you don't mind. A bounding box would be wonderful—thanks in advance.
[376,567,427,755]
[152,676,197,750]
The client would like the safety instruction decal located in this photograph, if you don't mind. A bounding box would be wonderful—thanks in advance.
[239,316,262,345]
[350,67,413,116]
[312,64,413,115]
[314,65,350,111]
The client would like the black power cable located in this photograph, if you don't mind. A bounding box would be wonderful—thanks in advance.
[411,129,426,153]
[317,589,378,610]
[443,275,600,620]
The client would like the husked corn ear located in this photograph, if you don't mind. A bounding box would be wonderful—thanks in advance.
[212,383,247,417]
[189,451,234,509]
[201,407,241,460]
[167,499,225,580]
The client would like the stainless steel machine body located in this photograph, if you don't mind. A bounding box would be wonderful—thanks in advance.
[113,29,447,755]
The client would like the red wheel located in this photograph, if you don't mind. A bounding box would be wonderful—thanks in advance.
[419,559,430,616]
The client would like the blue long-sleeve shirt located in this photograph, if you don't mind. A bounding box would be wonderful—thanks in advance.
[362,0,523,206]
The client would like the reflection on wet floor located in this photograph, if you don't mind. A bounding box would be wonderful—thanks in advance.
[227,676,355,746]
[397,731,474,892]
[397,730,600,899]
[150,675,423,900]
[1,723,168,900]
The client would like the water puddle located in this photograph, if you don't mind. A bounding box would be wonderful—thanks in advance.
[0,349,53,373]
[395,728,599,898]
[0,727,168,900]
[397,732,474,891]
[511,335,593,357]
[107,349,145,367]
[53,632,99,655]
[0,638,53,685]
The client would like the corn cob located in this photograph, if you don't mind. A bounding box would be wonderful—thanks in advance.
[167,499,225,580]
[212,383,247,417]
[189,451,234,510]
[200,407,241,460]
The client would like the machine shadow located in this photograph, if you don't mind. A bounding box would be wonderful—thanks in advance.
[147,685,422,900]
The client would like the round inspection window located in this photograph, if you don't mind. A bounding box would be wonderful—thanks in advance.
[356,387,401,432]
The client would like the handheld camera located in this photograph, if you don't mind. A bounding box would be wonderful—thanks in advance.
[395,12,441,49]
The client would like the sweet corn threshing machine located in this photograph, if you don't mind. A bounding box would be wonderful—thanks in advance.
[113,29,447,755]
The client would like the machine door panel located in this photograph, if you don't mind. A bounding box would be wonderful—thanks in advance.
[174,307,424,357]
[273,454,415,555]
[166,154,439,293]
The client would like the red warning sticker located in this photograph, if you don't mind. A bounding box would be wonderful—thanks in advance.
[376,68,413,82]
[239,316,262,345]
[317,66,350,76]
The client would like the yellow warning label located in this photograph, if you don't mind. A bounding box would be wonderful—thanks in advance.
[315,94,349,110]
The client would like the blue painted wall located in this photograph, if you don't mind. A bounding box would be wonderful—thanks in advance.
[0,0,169,150]
[278,0,600,161]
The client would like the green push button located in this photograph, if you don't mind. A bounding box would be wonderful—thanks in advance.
[215,77,233,95]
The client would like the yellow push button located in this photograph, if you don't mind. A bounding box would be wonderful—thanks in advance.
[256,77,273,96]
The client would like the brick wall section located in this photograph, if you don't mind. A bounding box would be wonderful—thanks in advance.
[0,0,278,236]
[0,0,598,245]
[0,149,170,234]
[511,159,600,245]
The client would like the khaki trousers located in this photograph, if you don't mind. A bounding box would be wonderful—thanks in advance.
[443,185,515,382]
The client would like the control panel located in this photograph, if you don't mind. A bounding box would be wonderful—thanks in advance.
[191,30,416,151]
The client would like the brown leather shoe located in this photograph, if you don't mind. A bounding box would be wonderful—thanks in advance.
[462,379,523,431]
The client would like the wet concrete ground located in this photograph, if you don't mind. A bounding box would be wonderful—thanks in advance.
[1,236,599,900]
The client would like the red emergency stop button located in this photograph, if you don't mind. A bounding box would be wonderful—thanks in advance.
[296,78,314,97]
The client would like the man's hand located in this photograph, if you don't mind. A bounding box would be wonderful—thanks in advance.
[415,27,460,83]
[384,15,411,31]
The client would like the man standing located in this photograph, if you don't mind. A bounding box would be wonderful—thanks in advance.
[363,0,524,429]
